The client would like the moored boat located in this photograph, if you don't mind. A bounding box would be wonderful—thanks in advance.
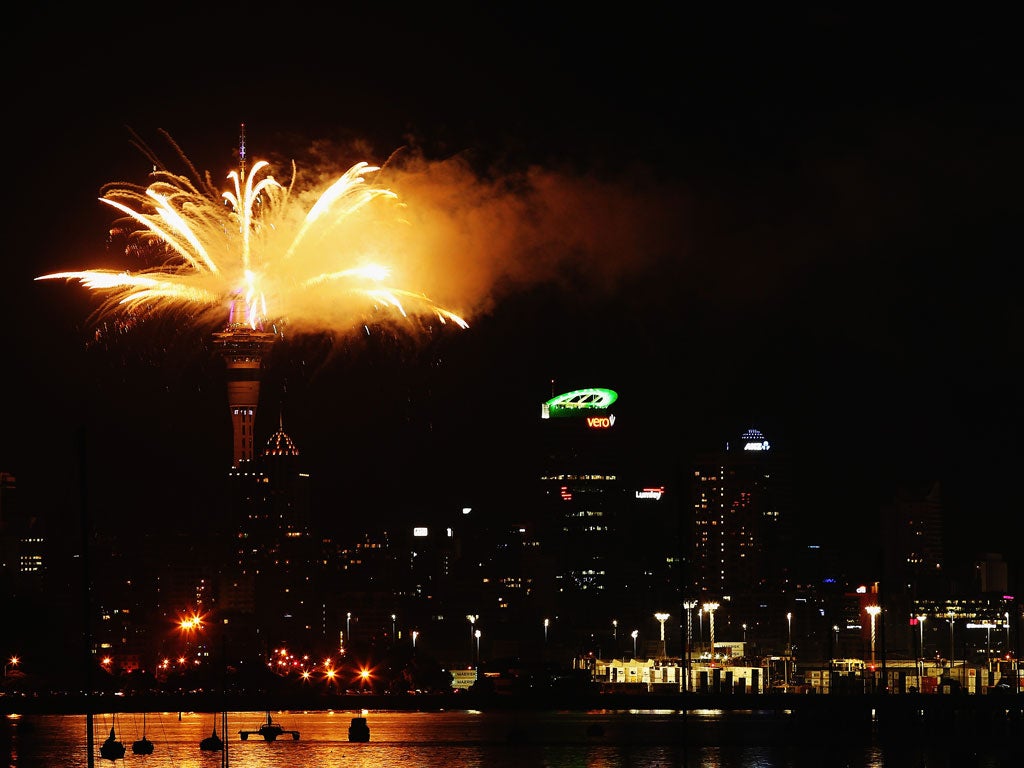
[239,710,299,741]
[348,716,370,742]
[199,725,224,752]
[132,713,154,754]
[100,726,126,761]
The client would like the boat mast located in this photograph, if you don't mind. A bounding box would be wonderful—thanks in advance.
[78,429,95,768]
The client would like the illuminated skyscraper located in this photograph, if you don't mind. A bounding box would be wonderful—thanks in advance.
[535,387,628,643]
[691,428,794,637]
[224,418,315,654]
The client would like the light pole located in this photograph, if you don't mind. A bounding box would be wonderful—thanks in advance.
[702,602,719,663]
[613,619,618,642]
[412,630,419,650]
[655,612,670,657]
[831,624,840,690]
[3,656,18,677]
[917,615,926,681]
[467,615,477,663]
[1006,612,1011,656]
[742,623,747,645]
[985,622,993,671]
[391,614,397,642]
[949,615,956,682]
[682,601,697,692]
[866,605,881,679]
[631,629,639,657]
[785,611,793,684]
[544,618,550,644]
[346,612,352,644]
[475,629,481,665]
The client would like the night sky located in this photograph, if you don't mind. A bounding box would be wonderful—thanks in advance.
[2,9,1020,569]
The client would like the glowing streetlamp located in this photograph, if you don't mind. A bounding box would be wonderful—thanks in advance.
[544,618,550,643]
[475,629,481,665]
[703,602,719,662]
[467,615,478,662]
[391,614,397,641]
[3,656,19,677]
[655,612,670,641]
[612,619,618,641]
[866,605,881,667]
[985,622,993,670]
[742,623,747,644]
[916,614,926,679]
[631,629,639,657]
[346,612,352,643]
[948,614,956,681]
[411,630,419,650]
[682,601,698,692]
[698,608,704,651]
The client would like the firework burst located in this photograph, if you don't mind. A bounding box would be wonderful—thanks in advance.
[37,130,469,340]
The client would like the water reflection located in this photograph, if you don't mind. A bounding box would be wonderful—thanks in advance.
[2,708,1019,768]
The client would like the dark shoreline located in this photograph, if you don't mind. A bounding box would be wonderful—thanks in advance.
[3,690,1022,718]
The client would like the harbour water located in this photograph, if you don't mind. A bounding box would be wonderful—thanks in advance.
[2,707,1020,768]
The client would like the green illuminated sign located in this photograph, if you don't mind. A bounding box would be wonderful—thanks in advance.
[542,388,618,419]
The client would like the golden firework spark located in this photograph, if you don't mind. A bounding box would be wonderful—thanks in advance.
[36,131,469,338]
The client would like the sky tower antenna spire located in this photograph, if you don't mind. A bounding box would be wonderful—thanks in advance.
[239,122,246,180]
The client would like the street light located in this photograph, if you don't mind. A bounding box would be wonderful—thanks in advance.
[346,612,352,643]
[682,601,698,692]
[742,623,747,644]
[3,656,19,677]
[655,610,671,651]
[612,619,618,641]
[703,602,719,663]
[391,614,397,642]
[916,615,927,680]
[631,629,639,657]
[467,615,477,662]
[698,608,704,651]
[411,630,419,650]
[866,605,881,667]
[475,629,481,665]
[544,618,550,643]
[985,622,993,670]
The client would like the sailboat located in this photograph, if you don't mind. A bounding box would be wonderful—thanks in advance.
[200,716,225,752]
[99,726,126,761]
[131,713,154,755]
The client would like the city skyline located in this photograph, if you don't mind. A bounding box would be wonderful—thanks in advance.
[2,8,1020,570]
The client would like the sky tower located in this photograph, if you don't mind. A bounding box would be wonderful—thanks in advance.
[212,299,277,468]
[211,123,277,469]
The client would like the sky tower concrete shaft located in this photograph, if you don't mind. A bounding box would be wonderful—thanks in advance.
[212,300,277,468]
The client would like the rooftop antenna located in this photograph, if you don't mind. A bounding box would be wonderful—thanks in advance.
[238,122,246,180]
